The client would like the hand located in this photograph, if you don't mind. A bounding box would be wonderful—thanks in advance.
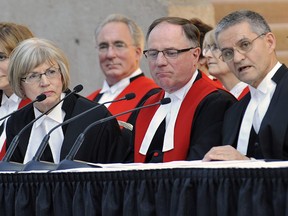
[202,145,250,161]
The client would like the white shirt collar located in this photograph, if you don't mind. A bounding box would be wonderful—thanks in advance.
[249,62,281,98]
[1,93,21,106]
[34,93,65,128]
[139,70,198,155]
[230,82,248,99]
[100,68,142,94]
[0,93,22,122]
[164,70,198,101]
[236,62,281,154]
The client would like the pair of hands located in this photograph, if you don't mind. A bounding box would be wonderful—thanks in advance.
[202,145,250,161]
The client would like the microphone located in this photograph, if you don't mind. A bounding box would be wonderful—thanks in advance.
[56,97,171,170]
[0,84,83,171]
[0,94,47,122]
[22,92,136,171]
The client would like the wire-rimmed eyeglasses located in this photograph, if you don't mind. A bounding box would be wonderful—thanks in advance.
[220,33,267,62]
[21,67,61,84]
[202,44,221,57]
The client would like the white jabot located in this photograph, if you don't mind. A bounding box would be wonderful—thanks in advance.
[162,94,181,152]
[139,70,198,155]
[24,93,66,164]
[230,82,248,99]
[98,68,142,106]
[139,97,171,155]
[237,62,280,155]
[0,93,21,151]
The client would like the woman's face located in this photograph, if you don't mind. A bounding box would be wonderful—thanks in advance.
[0,50,12,96]
[21,61,63,112]
[204,44,231,78]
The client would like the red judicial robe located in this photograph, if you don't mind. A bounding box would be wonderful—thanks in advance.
[87,75,159,123]
[134,72,235,162]
[237,86,250,100]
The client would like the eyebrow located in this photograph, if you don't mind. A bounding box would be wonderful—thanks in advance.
[99,40,126,45]
[220,36,251,51]
[236,37,250,43]
[30,66,56,74]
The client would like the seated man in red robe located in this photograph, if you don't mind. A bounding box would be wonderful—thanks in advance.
[134,17,236,163]
[87,14,160,126]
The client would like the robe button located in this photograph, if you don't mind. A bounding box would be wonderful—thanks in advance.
[153,152,159,157]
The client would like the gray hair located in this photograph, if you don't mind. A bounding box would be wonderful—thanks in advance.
[95,14,144,51]
[215,10,271,41]
[203,29,216,49]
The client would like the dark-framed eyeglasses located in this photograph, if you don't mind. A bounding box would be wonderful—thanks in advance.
[21,67,61,84]
[143,47,198,60]
[220,33,267,62]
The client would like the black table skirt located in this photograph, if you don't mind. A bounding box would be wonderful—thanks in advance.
[0,167,288,216]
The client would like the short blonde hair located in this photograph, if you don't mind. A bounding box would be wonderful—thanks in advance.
[8,38,70,98]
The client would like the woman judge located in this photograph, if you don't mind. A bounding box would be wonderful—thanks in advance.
[6,38,131,164]
[0,22,34,159]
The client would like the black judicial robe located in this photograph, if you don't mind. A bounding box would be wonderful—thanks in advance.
[222,64,288,159]
[0,90,31,159]
[5,90,131,163]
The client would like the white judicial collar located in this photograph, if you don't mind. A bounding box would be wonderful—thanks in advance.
[236,90,260,155]
[0,93,21,121]
[98,68,142,106]
[236,62,280,155]
[251,63,279,133]
[0,93,22,153]
[139,70,198,155]
[230,82,248,99]
[139,99,171,155]
[24,93,66,164]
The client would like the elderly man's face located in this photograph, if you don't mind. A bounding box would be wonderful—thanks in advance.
[146,22,200,93]
[97,22,142,86]
[217,22,276,88]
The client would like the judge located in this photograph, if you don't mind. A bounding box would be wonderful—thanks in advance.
[87,14,160,125]
[203,10,288,161]
[6,38,130,164]
[133,17,236,162]
[202,29,249,100]
[0,22,34,159]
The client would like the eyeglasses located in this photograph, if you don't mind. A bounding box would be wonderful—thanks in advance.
[220,33,267,62]
[143,47,197,60]
[97,41,131,53]
[202,44,221,57]
[21,67,61,84]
